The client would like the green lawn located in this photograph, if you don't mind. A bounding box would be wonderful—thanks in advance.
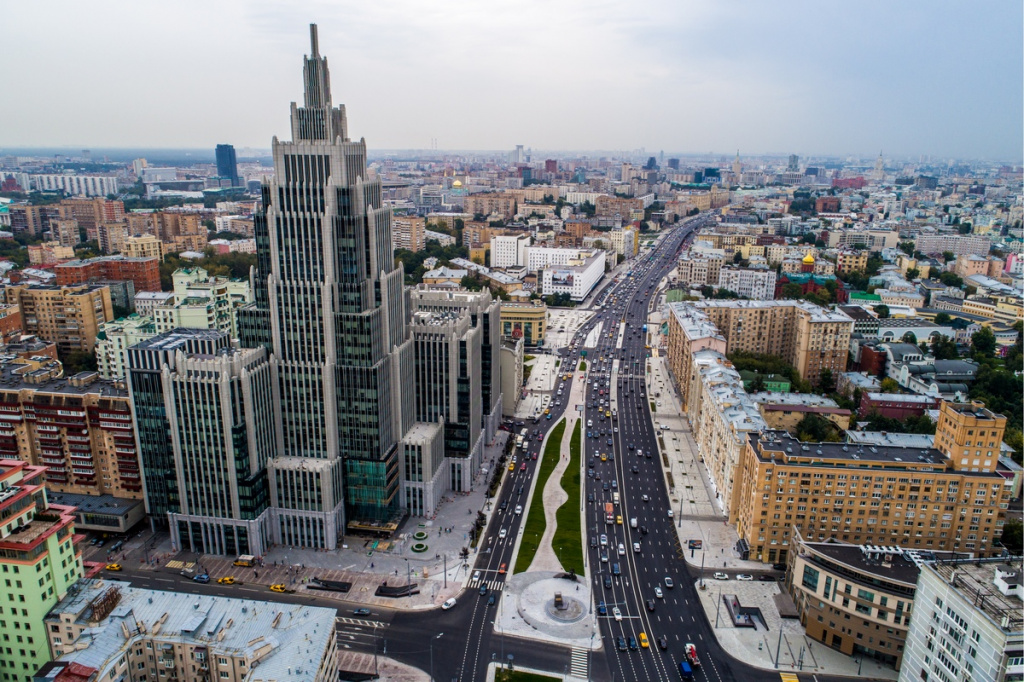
[513,418,566,574]
[579,360,587,372]
[553,419,584,575]
[495,670,559,682]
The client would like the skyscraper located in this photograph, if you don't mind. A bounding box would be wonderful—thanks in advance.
[238,25,413,548]
[215,143,240,186]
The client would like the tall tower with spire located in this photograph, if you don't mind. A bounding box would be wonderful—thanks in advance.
[732,150,742,179]
[238,24,413,548]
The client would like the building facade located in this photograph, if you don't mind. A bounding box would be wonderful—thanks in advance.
[716,266,777,300]
[491,234,531,269]
[3,284,113,353]
[53,255,161,293]
[500,300,547,346]
[392,214,425,252]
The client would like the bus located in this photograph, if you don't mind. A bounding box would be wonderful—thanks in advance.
[515,435,525,449]
[519,428,529,449]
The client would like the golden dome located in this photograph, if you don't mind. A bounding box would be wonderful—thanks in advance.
[802,251,815,264]
[452,180,463,187]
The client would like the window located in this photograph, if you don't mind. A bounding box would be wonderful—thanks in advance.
[802,566,820,591]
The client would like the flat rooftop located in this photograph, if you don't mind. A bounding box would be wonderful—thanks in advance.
[750,429,963,469]
[46,492,144,517]
[926,559,1023,633]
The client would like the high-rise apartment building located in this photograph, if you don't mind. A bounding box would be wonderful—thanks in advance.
[236,25,414,546]
[3,284,113,353]
[695,300,853,386]
[49,218,80,248]
[0,369,142,498]
[716,266,777,300]
[54,255,161,292]
[215,143,241,186]
[122,234,163,261]
[95,314,158,379]
[392,214,425,252]
[491,234,530,268]
[97,221,129,255]
[153,212,207,253]
[0,459,83,682]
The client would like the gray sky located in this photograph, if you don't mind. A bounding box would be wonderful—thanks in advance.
[2,0,1021,160]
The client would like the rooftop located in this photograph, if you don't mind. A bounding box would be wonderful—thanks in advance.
[0,359,127,397]
[747,392,838,408]
[863,392,937,404]
[46,492,144,517]
[47,580,336,682]
[695,299,853,324]
[802,537,951,587]
[925,558,1023,633]
[750,429,969,469]
[667,302,726,342]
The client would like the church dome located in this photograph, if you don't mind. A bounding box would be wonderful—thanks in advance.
[452,180,463,187]
[802,251,815,264]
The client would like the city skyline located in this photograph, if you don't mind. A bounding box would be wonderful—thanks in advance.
[1,0,1021,160]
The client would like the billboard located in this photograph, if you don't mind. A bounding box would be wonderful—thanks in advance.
[550,270,575,287]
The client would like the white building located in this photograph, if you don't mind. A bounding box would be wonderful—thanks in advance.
[532,248,605,301]
[900,559,1022,682]
[424,229,455,246]
[716,266,777,300]
[609,228,637,258]
[31,174,119,197]
[491,233,531,268]
[133,290,176,316]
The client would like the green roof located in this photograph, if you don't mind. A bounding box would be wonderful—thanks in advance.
[849,292,881,302]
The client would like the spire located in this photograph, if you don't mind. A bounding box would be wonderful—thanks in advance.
[310,23,319,57]
[303,22,331,109]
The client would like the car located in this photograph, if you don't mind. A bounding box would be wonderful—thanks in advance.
[617,636,628,651]
[628,636,638,651]
[640,525,648,535]
[104,563,122,571]
[603,575,612,589]
[612,606,622,621]
[612,562,621,576]
[508,462,515,471]
[520,462,527,471]
[498,563,507,574]
[487,594,496,606]
[600,549,608,563]
[602,482,609,491]
[713,572,729,580]
[590,536,598,548]
[631,465,639,474]
[353,607,371,616]
[514,505,522,515]
[639,633,649,648]
[667,509,673,517]
[472,570,481,580]
[587,492,595,502]
[633,542,641,553]
[217,576,235,585]
[499,501,508,511]
[736,574,754,581]
[617,543,626,556]
[646,599,656,612]
[479,584,488,596]
[641,494,649,502]
[772,563,787,571]
[192,573,211,583]
[654,586,663,598]
[89,537,99,546]
[658,635,669,650]
[758,574,776,582]
[499,528,507,539]
[616,515,623,525]
[270,584,286,592]
[597,601,607,616]
[664,577,674,589]
[441,597,457,610]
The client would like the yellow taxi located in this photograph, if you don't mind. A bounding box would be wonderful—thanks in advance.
[616,515,623,525]
[217,576,235,585]
[544,408,550,415]
[600,453,607,462]
[269,584,286,593]
[105,563,122,571]
[508,462,515,471]
[639,633,649,648]
[605,410,611,418]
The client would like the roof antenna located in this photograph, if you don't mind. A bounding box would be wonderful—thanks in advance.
[310,24,319,58]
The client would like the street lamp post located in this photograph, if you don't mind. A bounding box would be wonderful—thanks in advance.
[430,633,444,682]
[774,625,784,669]
[443,554,447,589]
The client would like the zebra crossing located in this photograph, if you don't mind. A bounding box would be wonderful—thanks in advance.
[568,647,589,678]
[466,578,505,592]
[334,617,387,628]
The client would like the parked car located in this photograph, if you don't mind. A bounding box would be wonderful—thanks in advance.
[713,572,729,580]
[193,574,210,583]
[736,574,754,581]
[441,598,457,610]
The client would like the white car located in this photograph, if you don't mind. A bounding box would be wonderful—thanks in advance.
[612,606,622,621]
[499,528,507,539]
[667,509,673,518]
[441,597,457,610]
[713,572,729,580]
[514,505,523,515]
[617,543,626,556]
[736,574,754,581]
[633,542,641,553]
[654,586,663,598]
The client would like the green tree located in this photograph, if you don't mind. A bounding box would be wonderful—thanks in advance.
[897,241,915,257]
[780,283,804,300]
[971,327,996,357]
[957,222,973,235]
[929,334,959,360]
[905,267,920,280]
[902,331,918,344]
[875,304,890,319]
[795,414,835,442]
[938,272,963,288]
[934,312,952,325]
[817,368,835,394]
[1001,518,1023,555]
[942,250,955,263]
[880,378,899,393]
[61,350,98,374]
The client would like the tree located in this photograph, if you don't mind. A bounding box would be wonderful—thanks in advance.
[733,252,743,264]
[817,369,835,394]
[1001,519,1023,555]
[934,312,952,325]
[942,250,955,263]
[780,283,804,300]
[795,414,835,442]
[875,304,890,319]
[971,327,996,357]
[880,378,900,393]
[938,272,964,288]
[905,268,920,280]
[930,334,959,360]
[897,241,915,257]
[902,331,918,344]
[957,222,973,235]
[61,350,97,375]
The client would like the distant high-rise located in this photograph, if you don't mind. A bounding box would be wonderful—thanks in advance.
[215,143,240,186]
[237,24,413,547]
[787,154,799,172]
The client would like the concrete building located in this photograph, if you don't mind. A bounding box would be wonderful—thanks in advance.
[95,315,158,379]
[132,291,175,317]
[31,174,118,196]
[491,233,531,268]
[695,300,854,386]
[527,248,605,301]
[152,267,252,339]
[422,266,467,285]
[716,266,777,300]
[27,242,76,266]
[54,255,162,293]
[608,228,637,259]
[676,253,726,287]
[835,250,869,273]
[665,303,727,413]
[900,558,1023,682]
[2,284,113,353]
[96,221,129,255]
[42,581,338,682]
[752,392,852,432]
[915,234,991,258]
[392,214,425,252]
[500,337,524,416]
[732,407,1014,564]
[399,421,445,517]
[0,459,83,682]
[500,300,547,346]
[122,234,163,261]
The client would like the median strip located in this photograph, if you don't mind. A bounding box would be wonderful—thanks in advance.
[513,418,566,574]
[553,419,584,575]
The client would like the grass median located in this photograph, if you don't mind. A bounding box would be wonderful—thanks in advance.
[553,419,584,575]
[513,418,566,575]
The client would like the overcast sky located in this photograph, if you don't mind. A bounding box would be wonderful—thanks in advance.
[2,0,1021,160]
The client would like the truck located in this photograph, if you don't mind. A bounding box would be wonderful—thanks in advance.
[679,661,693,680]
[233,555,255,567]
[685,643,700,667]
[604,502,614,525]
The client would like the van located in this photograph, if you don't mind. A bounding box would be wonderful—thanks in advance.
[630,517,637,528]
[679,661,693,680]
[233,555,255,567]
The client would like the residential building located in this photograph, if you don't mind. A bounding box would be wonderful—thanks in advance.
[694,300,854,386]
[132,291,174,317]
[54,255,161,293]
[732,416,1014,564]
[608,228,637,258]
[0,304,23,337]
[43,580,338,682]
[235,26,415,544]
[94,315,158,379]
[49,219,80,248]
[153,267,252,339]
[153,211,207,253]
[676,253,725,287]
[835,250,869,273]
[500,337,524,416]
[423,229,454,246]
[392,214,425,252]
[915,234,991,258]
[499,300,547,346]
[165,345,276,556]
[127,329,231,526]
[491,233,531,268]
[26,242,75,266]
[96,222,128,255]
[932,401,1007,474]
[464,192,517,219]
[751,392,851,432]
[665,303,727,413]
[2,284,113,353]
[788,533,936,669]
[0,367,143,498]
[58,198,124,239]
[739,372,791,393]
[875,288,926,308]
[859,392,939,419]
[0,459,83,682]
[9,204,60,237]
[122,234,163,261]
[900,559,1023,682]
[31,174,118,197]
[716,266,777,300]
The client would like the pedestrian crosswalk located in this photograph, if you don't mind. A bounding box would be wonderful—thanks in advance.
[466,578,505,592]
[334,617,388,628]
[569,648,588,678]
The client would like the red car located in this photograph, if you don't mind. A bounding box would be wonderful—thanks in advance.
[520,462,527,471]
[532,453,538,460]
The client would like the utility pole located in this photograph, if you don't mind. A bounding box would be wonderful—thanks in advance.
[715,586,722,627]
[443,554,447,588]
[774,625,784,669]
